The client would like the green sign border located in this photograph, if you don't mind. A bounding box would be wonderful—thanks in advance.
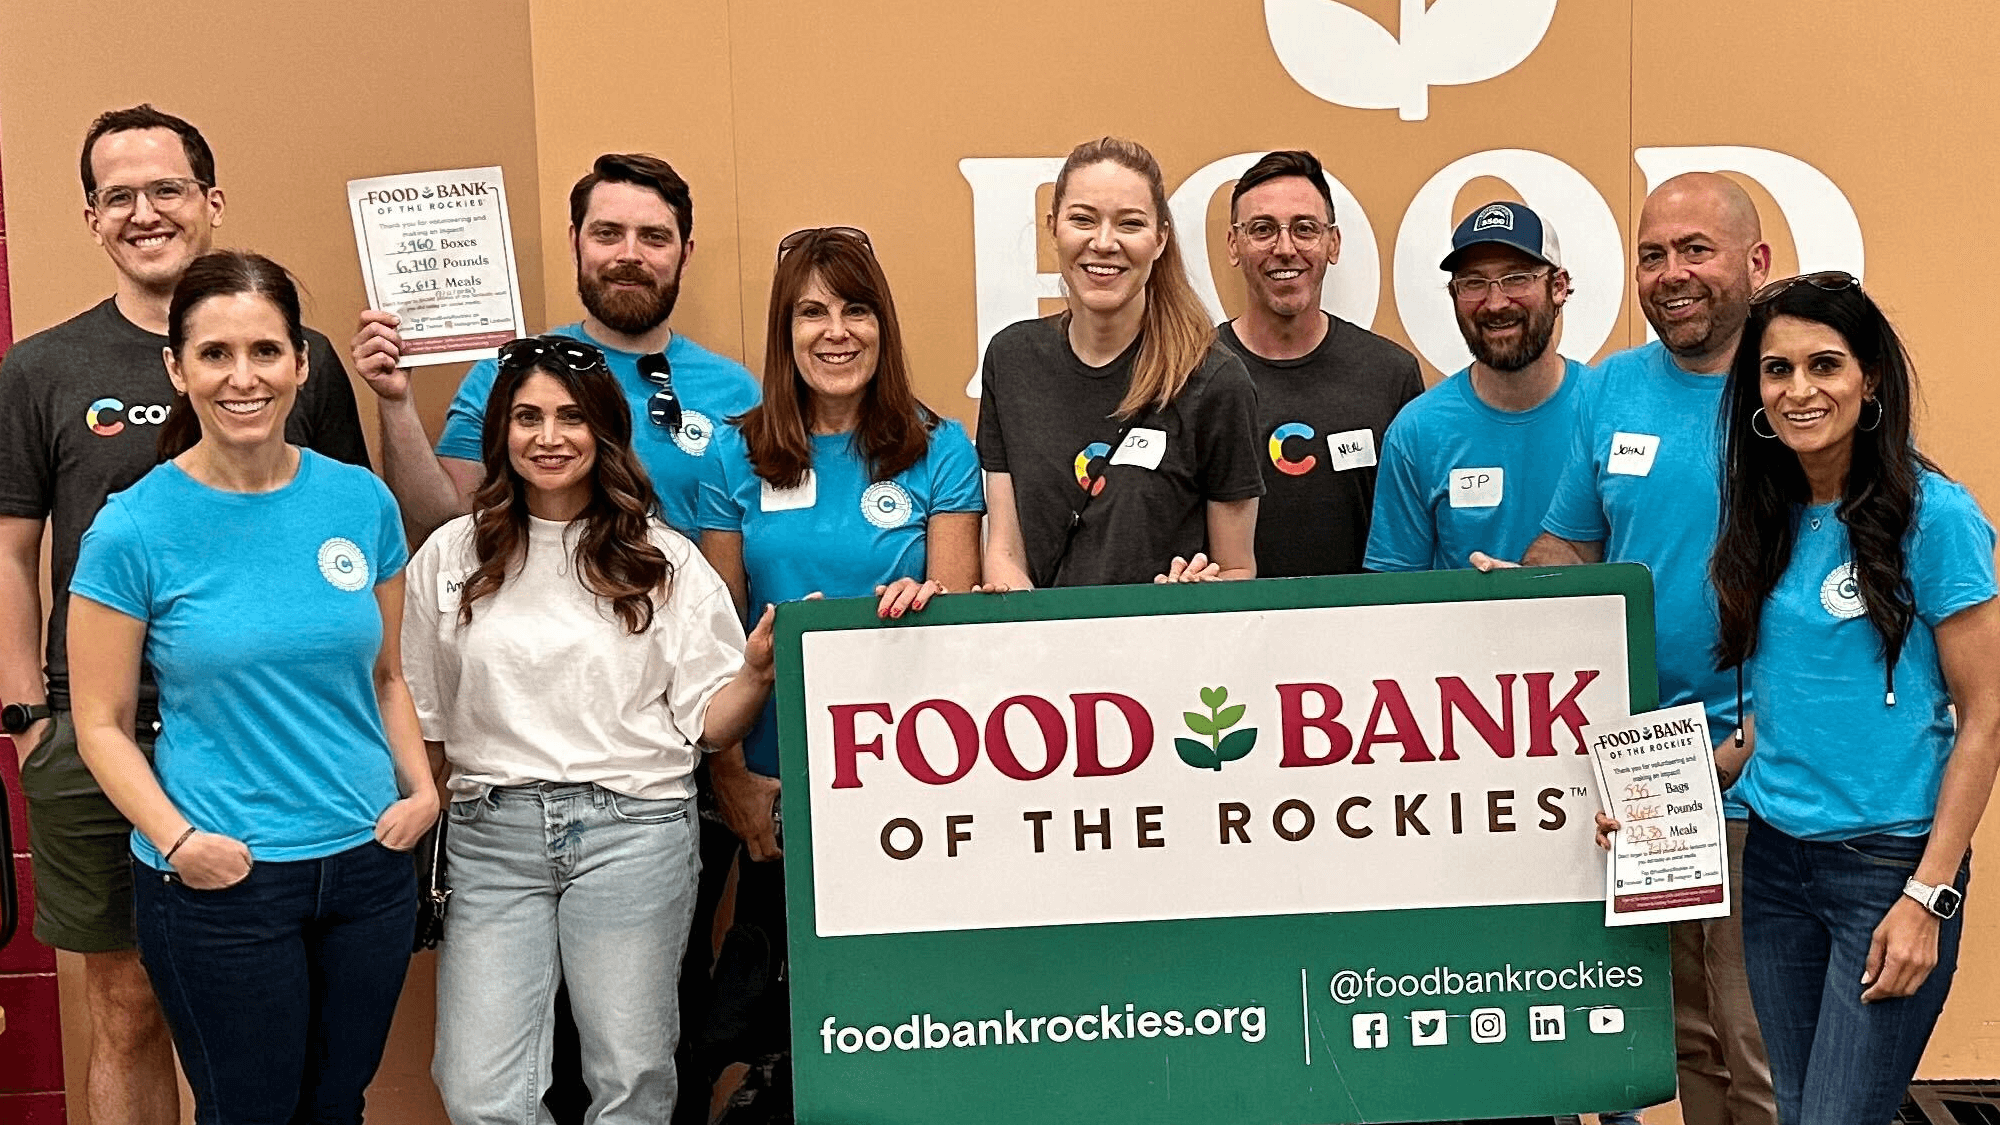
[775,564,1667,1123]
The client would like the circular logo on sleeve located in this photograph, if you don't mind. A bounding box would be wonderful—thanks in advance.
[671,410,714,457]
[861,481,915,529]
[317,537,371,592]
[1819,562,1865,619]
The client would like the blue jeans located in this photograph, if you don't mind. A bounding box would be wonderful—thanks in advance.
[134,839,417,1125]
[432,784,700,1125]
[1742,815,1969,1124]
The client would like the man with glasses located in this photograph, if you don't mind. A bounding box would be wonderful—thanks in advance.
[1364,200,1588,576]
[351,151,758,543]
[0,104,368,1125]
[1496,172,1777,1125]
[1217,150,1422,576]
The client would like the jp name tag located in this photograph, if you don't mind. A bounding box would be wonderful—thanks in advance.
[1449,467,1505,508]
[1109,427,1168,470]
[1327,427,1378,471]
[761,471,819,512]
[1607,432,1661,477]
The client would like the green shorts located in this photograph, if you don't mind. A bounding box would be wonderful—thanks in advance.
[20,711,156,953]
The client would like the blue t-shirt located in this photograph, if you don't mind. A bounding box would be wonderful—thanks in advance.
[436,324,760,534]
[1735,474,1996,840]
[70,451,410,865]
[1544,341,1743,760]
[1365,359,1590,572]
[698,418,984,774]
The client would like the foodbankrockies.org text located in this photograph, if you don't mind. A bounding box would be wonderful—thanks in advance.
[818,1000,1269,1055]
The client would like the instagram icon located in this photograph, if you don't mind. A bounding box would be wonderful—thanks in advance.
[1470,1007,1506,1043]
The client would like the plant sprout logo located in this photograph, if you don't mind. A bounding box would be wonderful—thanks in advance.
[1263,0,1560,121]
[1176,686,1259,771]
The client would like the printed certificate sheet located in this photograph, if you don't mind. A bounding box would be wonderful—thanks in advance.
[1586,702,1731,926]
[347,166,525,365]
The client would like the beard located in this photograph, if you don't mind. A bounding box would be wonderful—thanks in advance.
[1645,278,1750,359]
[579,260,682,335]
[1456,295,1558,372]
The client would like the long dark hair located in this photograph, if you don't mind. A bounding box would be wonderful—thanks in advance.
[1711,279,1934,679]
[737,229,936,488]
[459,341,672,634]
[158,251,308,461]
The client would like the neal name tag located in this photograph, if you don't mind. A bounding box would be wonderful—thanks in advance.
[1607,432,1661,477]
[1449,467,1505,508]
[1327,427,1378,472]
[761,471,819,512]
[1108,427,1168,471]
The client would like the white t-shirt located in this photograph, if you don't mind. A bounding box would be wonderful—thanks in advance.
[402,513,746,800]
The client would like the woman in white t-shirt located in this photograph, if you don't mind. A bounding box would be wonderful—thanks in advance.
[401,335,775,1125]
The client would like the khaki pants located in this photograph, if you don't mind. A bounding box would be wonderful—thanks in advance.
[1671,818,1776,1125]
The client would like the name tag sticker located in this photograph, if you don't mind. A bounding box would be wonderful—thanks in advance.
[1606,432,1661,477]
[1449,467,1504,508]
[1108,427,1168,471]
[760,471,818,512]
[436,568,474,609]
[1327,427,1378,472]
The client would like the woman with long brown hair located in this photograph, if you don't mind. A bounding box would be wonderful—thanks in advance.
[401,334,776,1125]
[978,136,1264,588]
[686,225,982,1120]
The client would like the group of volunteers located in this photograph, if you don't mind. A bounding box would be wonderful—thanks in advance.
[0,102,1990,1125]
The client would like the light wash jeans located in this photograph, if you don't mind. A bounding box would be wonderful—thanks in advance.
[433,783,700,1125]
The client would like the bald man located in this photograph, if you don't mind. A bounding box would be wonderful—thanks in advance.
[1518,173,1777,1125]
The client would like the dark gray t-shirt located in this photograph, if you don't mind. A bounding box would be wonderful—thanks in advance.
[0,298,370,710]
[977,315,1264,587]
[1218,315,1423,577]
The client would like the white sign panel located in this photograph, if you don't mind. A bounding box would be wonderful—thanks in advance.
[347,165,526,366]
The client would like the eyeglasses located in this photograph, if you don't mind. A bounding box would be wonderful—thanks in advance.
[637,353,682,432]
[498,335,609,376]
[88,177,209,216]
[1229,218,1329,250]
[1447,268,1553,302]
[777,226,874,260]
[1751,270,1860,306]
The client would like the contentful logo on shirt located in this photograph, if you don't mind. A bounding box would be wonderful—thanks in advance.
[317,537,371,592]
[671,410,715,457]
[1820,562,1865,619]
[1268,422,1319,476]
[1072,443,1111,494]
[86,397,171,437]
[861,481,916,529]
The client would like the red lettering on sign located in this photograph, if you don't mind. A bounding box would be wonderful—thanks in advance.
[1437,674,1518,760]
[1525,670,1601,756]
[1355,679,1432,763]
[830,702,894,788]
[985,695,1067,780]
[1071,693,1153,777]
[897,699,980,784]
[1276,683,1352,766]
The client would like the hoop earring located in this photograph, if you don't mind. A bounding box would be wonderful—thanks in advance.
[1858,397,1883,432]
[1750,408,1778,440]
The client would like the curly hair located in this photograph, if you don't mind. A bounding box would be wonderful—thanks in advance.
[459,341,673,633]
[1711,280,1935,683]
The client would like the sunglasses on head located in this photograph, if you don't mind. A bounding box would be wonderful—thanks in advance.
[1751,270,1860,306]
[637,353,682,433]
[498,335,608,375]
[777,226,874,261]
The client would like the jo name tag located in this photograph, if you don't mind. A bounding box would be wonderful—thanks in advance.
[761,470,818,512]
[1108,427,1168,471]
[1326,427,1378,472]
[1606,432,1661,477]
[1448,467,1505,508]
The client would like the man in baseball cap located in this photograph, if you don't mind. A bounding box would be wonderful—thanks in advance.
[1365,199,1590,573]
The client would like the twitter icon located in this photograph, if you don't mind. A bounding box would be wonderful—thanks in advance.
[1409,1009,1448,1046]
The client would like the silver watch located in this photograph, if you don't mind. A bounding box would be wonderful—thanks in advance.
[1903,876,1963,920]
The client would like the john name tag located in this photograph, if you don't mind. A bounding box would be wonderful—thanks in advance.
[1607,432,1661,477]
[1327,427,1378,472]
[1449,467,1505,508]
[761,471,819,512]
[1108,427,1168,470]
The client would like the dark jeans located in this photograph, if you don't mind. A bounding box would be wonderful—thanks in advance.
[134,839,417,1125]
[1742,815,1968,1125]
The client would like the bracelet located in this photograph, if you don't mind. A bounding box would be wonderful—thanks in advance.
[163,826,198,863]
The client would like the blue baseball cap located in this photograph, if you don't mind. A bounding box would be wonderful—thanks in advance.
[1440,201,1562,271]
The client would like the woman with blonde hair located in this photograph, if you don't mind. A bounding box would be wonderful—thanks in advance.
[977,136,1263,588]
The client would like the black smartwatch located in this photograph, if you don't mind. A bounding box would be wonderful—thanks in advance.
[1903,877,1963,920]
[2,701,52,735]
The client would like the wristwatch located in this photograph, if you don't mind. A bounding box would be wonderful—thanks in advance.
[1903,876,1963,920]
[2,701,52,735]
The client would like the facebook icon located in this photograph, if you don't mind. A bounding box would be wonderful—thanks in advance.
[1351,1012,1389,1049]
